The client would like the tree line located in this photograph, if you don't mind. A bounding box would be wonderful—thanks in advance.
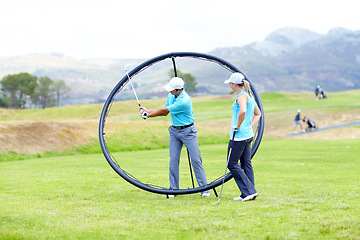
[168,69,197,96]
[0,72,71,109]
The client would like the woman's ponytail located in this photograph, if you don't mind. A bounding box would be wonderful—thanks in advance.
[243,80,252,97]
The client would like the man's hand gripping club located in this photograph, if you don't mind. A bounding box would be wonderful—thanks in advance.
[139,107,148,120]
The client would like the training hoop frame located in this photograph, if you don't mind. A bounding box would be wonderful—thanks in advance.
[99,52,264,196]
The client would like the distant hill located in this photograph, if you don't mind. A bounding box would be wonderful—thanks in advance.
[1,26,359,105]
[210,27,360,93]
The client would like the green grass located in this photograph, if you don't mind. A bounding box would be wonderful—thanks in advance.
[1,138,359,239]
[0,104,103,121]
[261,90,360,114]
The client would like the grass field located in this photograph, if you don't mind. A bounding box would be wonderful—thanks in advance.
[1,139,359,239]
[1,90,360,239]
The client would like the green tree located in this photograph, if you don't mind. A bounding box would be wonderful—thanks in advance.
[0,73,37,108]
[18,73,38,108]
[168,69,197,96]
[52,79,71,107]
[0,74,18,108]
[37,77,55,109]
[0,96,10,108]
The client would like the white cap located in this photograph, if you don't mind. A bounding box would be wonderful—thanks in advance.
[164,77,184,92]
[298,109,301,112]
[224,72,245,84]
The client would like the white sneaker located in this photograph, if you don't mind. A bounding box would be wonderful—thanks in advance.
[301,130,306,132]
[202,192,210,197]
[242,192,259,202]
[233,196,243,201]
[167,195,175,198]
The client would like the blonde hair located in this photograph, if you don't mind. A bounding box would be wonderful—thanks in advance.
[238,79,252,97]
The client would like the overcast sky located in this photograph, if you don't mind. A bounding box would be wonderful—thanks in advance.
[1,0,359,59]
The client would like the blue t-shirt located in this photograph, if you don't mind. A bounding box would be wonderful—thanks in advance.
[295,113,301,121]
[165,91,194,126]
[230,90,255,139]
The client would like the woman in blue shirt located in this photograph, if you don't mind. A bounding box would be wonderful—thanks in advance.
[224,73,261,202]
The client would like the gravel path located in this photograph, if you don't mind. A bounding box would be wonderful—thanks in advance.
[285,120,360,137]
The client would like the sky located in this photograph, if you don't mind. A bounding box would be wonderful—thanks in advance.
[1,0,359,59]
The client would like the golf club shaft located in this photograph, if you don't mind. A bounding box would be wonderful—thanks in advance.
[186,148,195,188]
[125,69,141,107]
[215,148,232,204]
[214,131,236,204]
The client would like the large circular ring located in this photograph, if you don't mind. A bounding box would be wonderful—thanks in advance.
[99,52,264,195]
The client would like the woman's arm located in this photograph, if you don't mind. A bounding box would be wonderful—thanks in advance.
[236,94,247,128]
[251,104,261,127]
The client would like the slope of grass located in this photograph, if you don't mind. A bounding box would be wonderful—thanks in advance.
[261,89,360,113]
[0,90,359,160]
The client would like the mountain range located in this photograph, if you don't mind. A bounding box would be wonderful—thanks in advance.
[0,26,359,105]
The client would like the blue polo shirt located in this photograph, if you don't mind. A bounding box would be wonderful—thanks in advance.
[165,91,194,126]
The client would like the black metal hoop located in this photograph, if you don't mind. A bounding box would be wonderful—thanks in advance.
[98,52,264,195]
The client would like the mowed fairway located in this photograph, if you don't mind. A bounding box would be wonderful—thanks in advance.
[1,90,360,239]
[1,139,360,239]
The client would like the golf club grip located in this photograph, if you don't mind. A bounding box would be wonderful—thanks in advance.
[231,130,236,146]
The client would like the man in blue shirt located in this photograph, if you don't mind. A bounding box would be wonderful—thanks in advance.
[140,77,209,197]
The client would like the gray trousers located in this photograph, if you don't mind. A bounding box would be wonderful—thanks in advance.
[168,124,209,193]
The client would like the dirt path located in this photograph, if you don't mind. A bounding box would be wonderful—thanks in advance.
[0,121,98,154]
[284,120,360,137]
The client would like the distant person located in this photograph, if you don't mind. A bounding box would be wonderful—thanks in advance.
[293,109,305,133]
[315,85,320,101]
[224,72,261,202]
[139,77,210,197]
[315,85,327,100]
[303,116,317,131]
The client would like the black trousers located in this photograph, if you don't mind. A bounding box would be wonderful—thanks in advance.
[227,137,257,197]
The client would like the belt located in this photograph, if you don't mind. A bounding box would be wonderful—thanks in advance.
[172,123,194,130]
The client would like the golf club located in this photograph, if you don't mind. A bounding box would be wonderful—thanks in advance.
[124,65,141,107]
[186,149,195,188]
[213,131,236,205]
[124,65,148,120]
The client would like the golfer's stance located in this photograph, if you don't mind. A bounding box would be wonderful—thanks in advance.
[140,77,210,197]
[224,73,261,202]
